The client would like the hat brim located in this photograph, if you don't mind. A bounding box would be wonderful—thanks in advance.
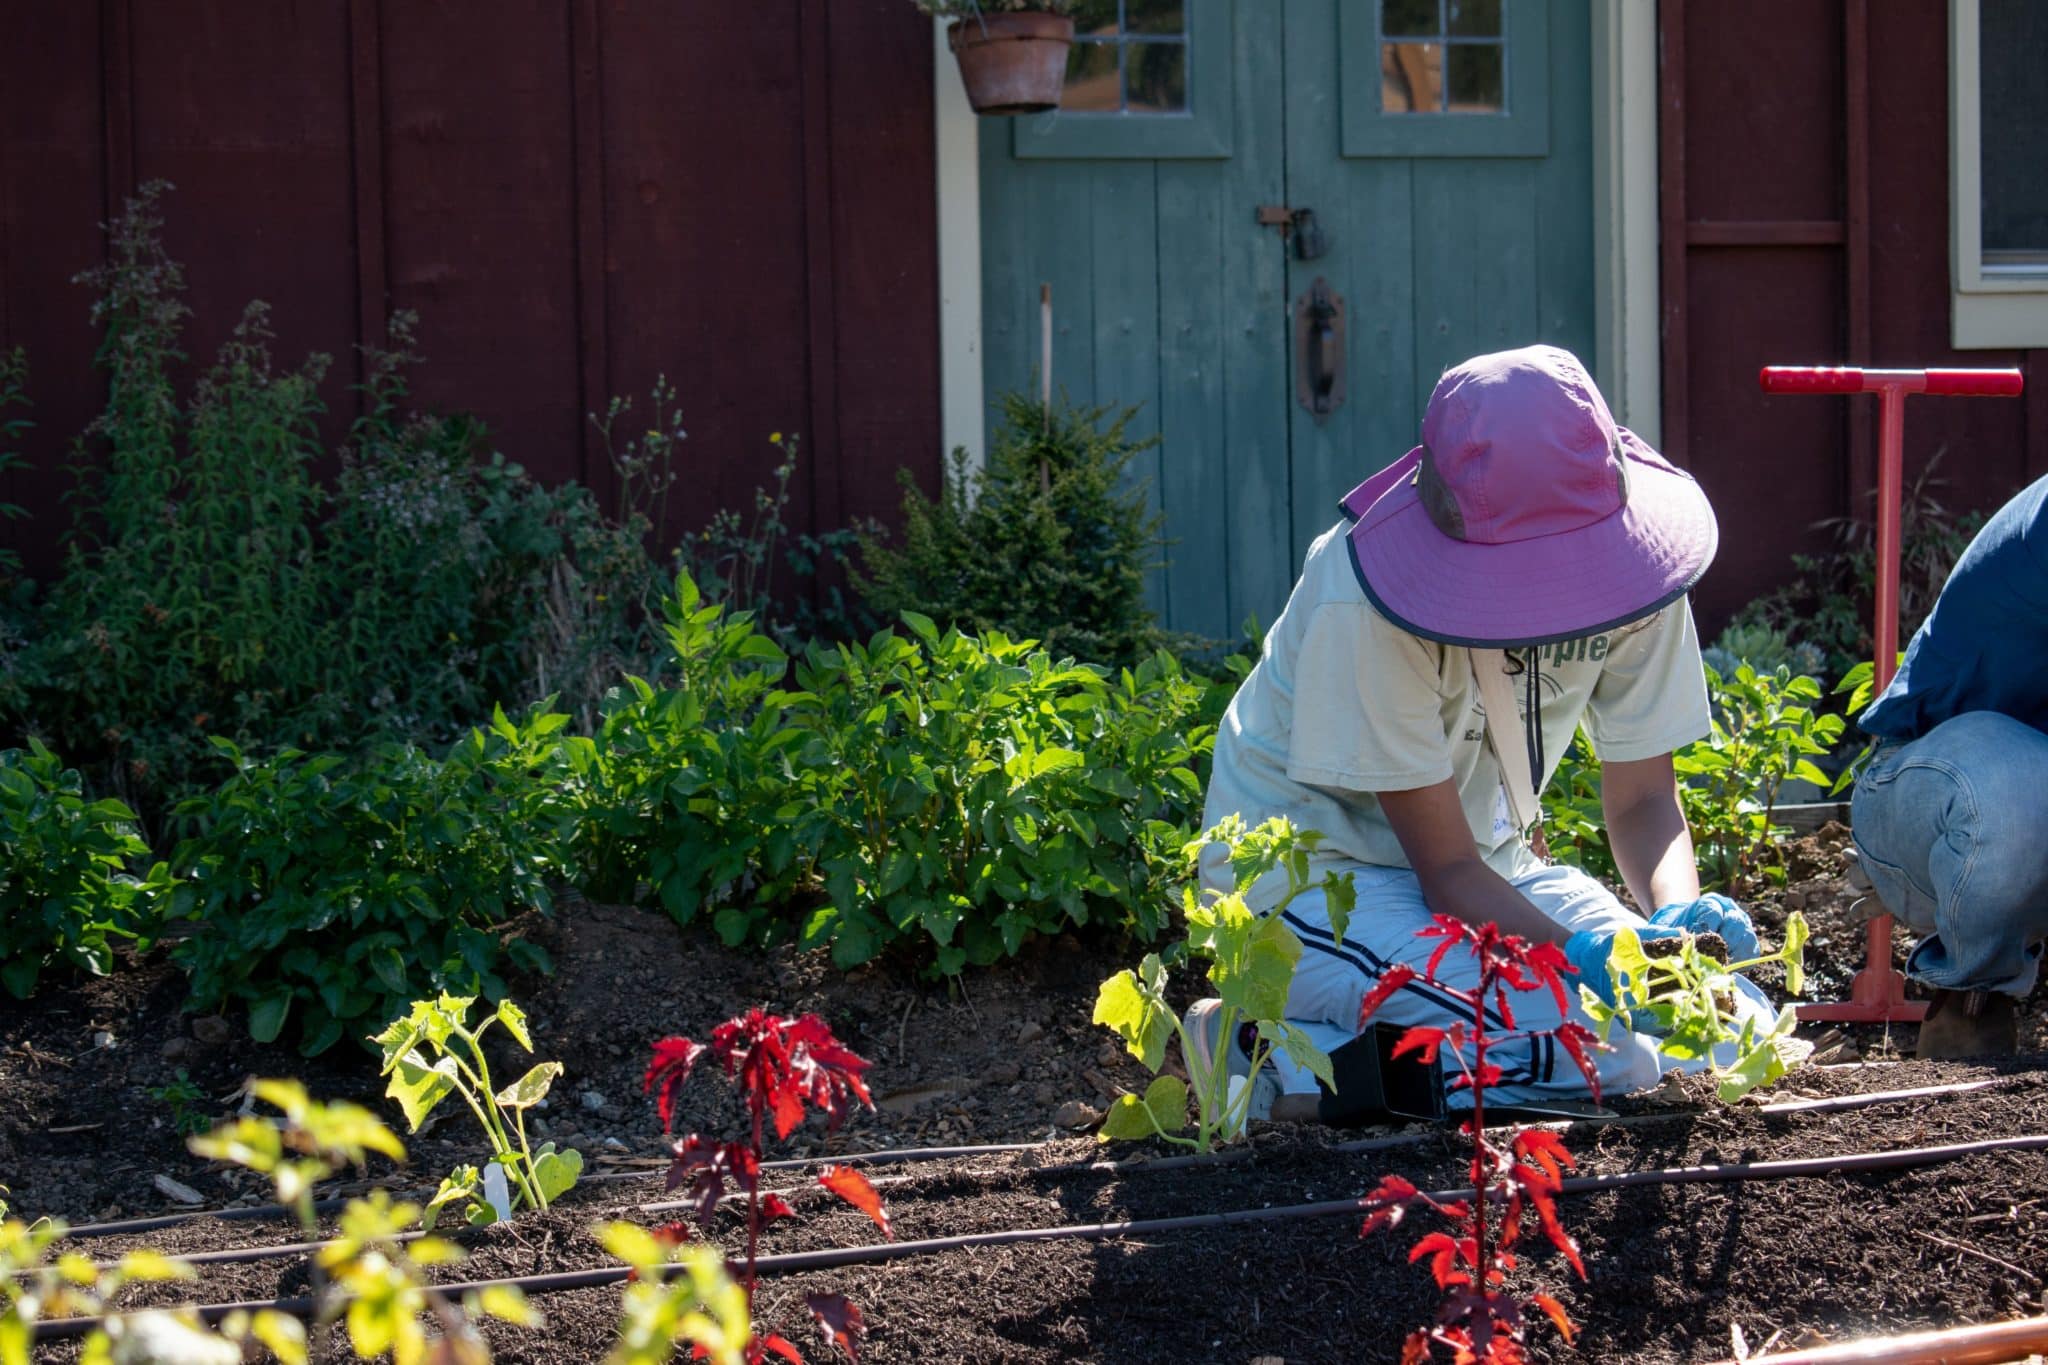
[1344,428,1718,648]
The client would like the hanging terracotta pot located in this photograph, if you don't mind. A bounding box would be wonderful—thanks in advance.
[947,12,1075,116]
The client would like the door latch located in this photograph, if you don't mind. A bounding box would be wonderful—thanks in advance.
[1255,205,1330,260]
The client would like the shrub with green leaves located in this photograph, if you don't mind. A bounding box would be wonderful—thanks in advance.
[12,184,666,812]
[0,739,171,998]
[168,707,571,1054]
[856,391,1164,667]
[568,577,1213,971]
[1543,661,1844,892]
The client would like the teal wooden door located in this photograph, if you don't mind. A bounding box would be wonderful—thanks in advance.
[978,0,1594,643]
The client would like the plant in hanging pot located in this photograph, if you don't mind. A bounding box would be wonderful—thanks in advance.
[916,0,1077,116]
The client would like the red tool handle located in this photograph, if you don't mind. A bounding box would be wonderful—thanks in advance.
[1758,366,1867,394]
[1759,365,2024,396]
[1922,368,2025,396]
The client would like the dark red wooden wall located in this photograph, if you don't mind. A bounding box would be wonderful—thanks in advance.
[1660,0,2048,631]
[0,0,941,577]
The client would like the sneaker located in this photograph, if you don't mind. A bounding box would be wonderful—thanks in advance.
[1916,988,2019,1060]
[1182,998,1281,1126]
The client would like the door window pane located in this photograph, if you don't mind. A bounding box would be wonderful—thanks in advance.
[1446,43,1502,113]
[1446,0,1501,38]
[1378,0,1507,115]
[1124,0,1184,35]
[1059,0,1190,115]
[1981,0,2048,267]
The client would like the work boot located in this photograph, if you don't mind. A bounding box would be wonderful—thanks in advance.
[1915,988,2019,1060]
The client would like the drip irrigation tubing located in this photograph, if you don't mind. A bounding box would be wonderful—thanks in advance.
[1712,1314,2048,1365]
[32,1129,2048,1342]
[44,1076,2016,1242]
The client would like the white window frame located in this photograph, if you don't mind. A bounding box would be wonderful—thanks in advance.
[1950,0,2048,348]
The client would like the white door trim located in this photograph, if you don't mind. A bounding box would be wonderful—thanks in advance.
[933,17,986,481]
[1591,0,1662,444]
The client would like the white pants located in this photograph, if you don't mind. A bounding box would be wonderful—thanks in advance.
[1271,862,1777,1107]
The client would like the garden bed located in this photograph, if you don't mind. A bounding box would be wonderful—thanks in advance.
[6,828,2048,1361]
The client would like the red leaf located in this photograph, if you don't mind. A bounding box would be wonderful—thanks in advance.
[772,1082,808,1141]
[760,1194,797,1223]
[1449,1063,1504,1092]
[1551,1023,1606,1107]
[1399,1331,1432,1365]
[1358,964,1418,1027]
[761,1333,806,1364]
[1524,940,1573,1015]
[652,1221,693,1247]
[1493,986,1517,1032]
[1511,1130,1576,1185]
[805,1293,867,1363]
[1410,1232,1474,1290]
[1527,1293,1576,1344]
[819,1166,892,1239]
[645,1036,708,1132]
[1393,1026,1449,1064]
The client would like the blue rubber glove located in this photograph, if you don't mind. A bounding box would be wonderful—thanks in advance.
[1564,925,1685,1007]
[1649,893,1759,963]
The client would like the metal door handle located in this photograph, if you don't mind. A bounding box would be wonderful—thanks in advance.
[1295,278,1346,419]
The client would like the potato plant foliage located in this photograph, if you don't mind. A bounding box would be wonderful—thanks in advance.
[0,739,171,999]
[168,706,570,1054]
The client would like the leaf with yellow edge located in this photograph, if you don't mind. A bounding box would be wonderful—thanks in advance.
[57,1251,99,1285]
[495,999,534,1052]
[406,1236,464,1266]
[494,1062,562,1111]
[1092,956,1172,1072]
[598,1220,665,1268]
[473,1283,543,1327]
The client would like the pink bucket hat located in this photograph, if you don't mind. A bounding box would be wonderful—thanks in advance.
[1340,345,1717,647]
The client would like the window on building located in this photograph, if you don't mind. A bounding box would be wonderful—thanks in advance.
[1950,0,2048,346]
[1063,1,1189,115]
[1379,0,1505,115]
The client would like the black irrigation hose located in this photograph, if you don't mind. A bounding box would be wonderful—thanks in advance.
[45,1077,2016,1242]
[34,1128,2048,1342]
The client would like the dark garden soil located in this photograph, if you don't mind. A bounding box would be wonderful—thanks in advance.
[10,826,2048,1362]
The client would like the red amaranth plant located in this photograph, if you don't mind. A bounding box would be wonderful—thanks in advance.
[1355,917,1604,1363]
[645,1009,889,1363]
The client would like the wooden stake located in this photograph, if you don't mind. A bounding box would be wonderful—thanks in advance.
[1039,282,1052,490]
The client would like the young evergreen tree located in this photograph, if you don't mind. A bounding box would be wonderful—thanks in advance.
[856,391,1164,664]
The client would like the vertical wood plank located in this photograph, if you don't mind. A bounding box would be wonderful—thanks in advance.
[1536,0,1598,367]
[348,0,386,398]
[1156,161,1229,639]
[1844,0,1873,518]
[1657,0,1688,464]
[100,0,133,215]
[799,0,842,560]
[569,0,608,495]
[1223,0,1290,635]
[1089,163,1165,614]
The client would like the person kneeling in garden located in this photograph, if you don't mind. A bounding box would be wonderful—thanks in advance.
[1192,345,1773,1121]
[1848,473,2048,1059]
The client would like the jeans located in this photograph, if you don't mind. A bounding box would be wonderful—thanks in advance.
[1850,710,2048,997]
[1269,862,1776,1107]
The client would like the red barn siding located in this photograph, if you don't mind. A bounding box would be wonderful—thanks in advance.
[1662,0,2045,633]
[0,0,941,581]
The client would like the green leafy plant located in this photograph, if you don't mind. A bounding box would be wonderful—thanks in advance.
[191,1078,536,1364]
[1726,449,1983,687]
[1094,816,1356,1151]
[374,993,582,1227]
[1578,916,1814,1103]
[600,1222,752,1365]
[13,184,668,810]
[149,1068,210,1137]
[857,391,1164,667]
[0,739,172,999]
[1540,728,1616,886]
[1674,662,1845,888]
[168,705,568,1054]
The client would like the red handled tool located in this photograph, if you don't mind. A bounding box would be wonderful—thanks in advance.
[1756,365,2024,1024]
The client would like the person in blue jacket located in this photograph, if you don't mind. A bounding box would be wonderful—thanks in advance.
[1851,474,2048,1057]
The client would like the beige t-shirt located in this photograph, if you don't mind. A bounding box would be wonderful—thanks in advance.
[1201,519,1711,910]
